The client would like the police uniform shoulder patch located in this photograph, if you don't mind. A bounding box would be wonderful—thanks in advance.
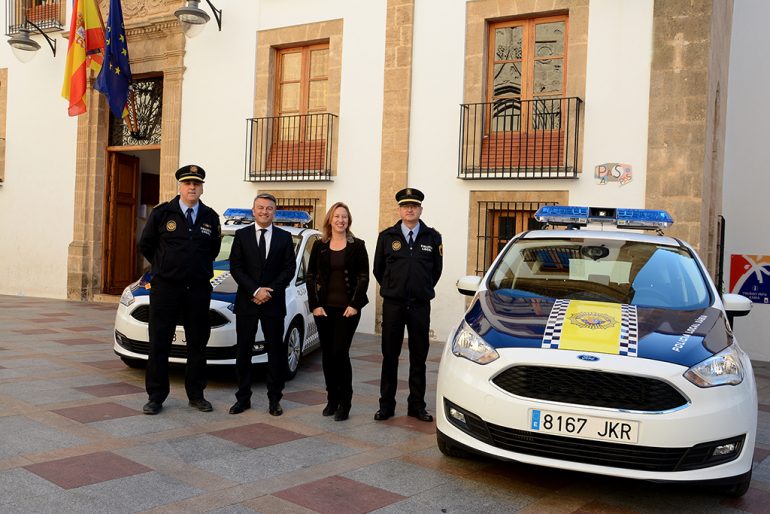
[392,240,402,251]
[166,220,177,232]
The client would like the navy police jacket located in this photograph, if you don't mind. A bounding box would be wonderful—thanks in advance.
[373,220,443,302]
[139,196,221,285]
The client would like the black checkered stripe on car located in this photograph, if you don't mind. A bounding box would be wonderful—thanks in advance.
[619,304,639,357]
[542,299,570,349]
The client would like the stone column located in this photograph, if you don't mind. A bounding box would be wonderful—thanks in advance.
[646,0,733,275]
[375,0,416,332]
[67,79,110,300]
[160,64,185,200]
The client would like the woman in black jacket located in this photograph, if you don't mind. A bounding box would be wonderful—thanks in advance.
[306,202,370,421]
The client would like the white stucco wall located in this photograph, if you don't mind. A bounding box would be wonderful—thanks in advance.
[571,0,653,207]
[0,7,78,298]
[723,0,770,361]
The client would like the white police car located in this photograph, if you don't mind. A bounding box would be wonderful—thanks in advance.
[114,209,322,379]
[436,206,757,496]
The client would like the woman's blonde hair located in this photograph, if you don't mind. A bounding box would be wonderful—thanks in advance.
[322,202,354,242]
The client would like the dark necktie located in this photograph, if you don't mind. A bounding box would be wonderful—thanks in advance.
[258,228,267,262]
[186,207,194,226]
[408,230,414,247]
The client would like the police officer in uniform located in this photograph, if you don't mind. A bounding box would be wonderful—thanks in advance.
[373,188,443,422]
[139,164,221,415]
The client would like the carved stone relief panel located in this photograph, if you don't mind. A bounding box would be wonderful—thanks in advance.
[98,0,177,22]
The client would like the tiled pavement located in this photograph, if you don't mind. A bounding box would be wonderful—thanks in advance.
[1,295,769,514]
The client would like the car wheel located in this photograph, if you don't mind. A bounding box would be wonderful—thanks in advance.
[120,357,146,369]
[285,319,303,381]
[436,430,471,458]
[721,470,752,497]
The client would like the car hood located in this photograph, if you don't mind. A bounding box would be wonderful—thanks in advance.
[464,291,732,368]
[129,261,237,304]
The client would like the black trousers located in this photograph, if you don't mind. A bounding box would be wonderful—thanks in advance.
[379,299,430,413]
[314,307,361,408]
[235,314,287,404]
[146,280,211,403]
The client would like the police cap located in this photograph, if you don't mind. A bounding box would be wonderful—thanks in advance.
[395,187,424,206]
[176,164,206,183]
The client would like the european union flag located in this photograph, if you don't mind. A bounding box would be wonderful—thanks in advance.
[95,0,133,118]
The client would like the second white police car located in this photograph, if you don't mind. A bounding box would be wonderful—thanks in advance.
[436,206,757,496]
[114,209,322,379]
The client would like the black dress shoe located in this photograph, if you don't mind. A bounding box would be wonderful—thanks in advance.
[143,400,162,415]
[229,401,251,415]
[188,398,213,412]
[407,408,434,422]
[322,403,338,417]
[334,406,350,421]
[374,409,393,421]
[269,402,283,416]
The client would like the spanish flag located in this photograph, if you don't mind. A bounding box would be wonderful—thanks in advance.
[61,0,106,116]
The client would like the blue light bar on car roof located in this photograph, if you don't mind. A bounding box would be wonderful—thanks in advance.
[223,208,312,226]
[223,208,253,222]
[274,210,312,225]
[534,205,673,230]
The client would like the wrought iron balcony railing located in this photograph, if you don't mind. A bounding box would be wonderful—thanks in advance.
[245,113,337,182]
[459,97,582,179]
[6,0,65,35]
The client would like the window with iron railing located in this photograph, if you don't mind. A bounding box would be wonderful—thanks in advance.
[473,200,557,275]
[460,14,582,179]
[6,0,65,35]
[459,97,582,179]
[244,113,336,181]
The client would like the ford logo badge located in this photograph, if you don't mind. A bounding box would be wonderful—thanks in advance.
[578,354,599,362]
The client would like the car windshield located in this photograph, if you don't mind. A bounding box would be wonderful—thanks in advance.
[487,237,711,310]
[215,233,303,262]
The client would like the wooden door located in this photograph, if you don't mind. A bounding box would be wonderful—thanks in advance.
[267,44,329,171]
[484,16,568,168]
[103,152,139,294]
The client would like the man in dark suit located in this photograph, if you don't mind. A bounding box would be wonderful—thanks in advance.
[228,193,297,416]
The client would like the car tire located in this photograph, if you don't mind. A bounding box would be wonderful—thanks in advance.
[721,470,752,497]
[285,319,304,381]
[436,430,471,459]
[120,357,146,369]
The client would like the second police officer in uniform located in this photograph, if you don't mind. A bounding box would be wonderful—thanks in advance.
[139,164,221,415]
[373,188,443,422]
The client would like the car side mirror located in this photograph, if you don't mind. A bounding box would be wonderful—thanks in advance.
[723,293,752,317]
[723,293,752,327]
[456,275,482,296]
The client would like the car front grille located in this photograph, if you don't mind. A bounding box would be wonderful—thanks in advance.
[129,305,229,328]
[444,399,745,472]
[491,366,688,412]
[114,330,261,361]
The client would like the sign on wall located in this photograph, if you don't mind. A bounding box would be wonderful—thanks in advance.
[595,163,632,185]
[729,254,770,304]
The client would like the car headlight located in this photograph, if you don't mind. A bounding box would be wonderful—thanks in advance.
[684,344,744,387]
[451,321,499,364]
[119,286,135,307]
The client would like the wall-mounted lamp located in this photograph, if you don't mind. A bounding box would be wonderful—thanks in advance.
[174,0,222,38]
[7,19,57,63]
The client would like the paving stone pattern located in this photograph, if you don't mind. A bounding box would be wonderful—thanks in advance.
[0,295,769,513]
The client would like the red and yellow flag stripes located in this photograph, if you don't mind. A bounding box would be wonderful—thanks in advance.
[61,0,106,116]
